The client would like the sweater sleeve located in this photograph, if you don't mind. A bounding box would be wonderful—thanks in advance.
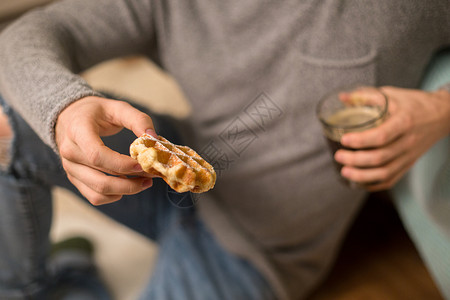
[0,0,155,151]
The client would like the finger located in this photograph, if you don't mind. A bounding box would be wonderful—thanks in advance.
[60,130,143,175]
[339,87,384,107]
[364,162,415,192]
[64,158,153,196]
[335,135,408,167]
[130,171,158,178]
[107,101,157,137]
[67,174,124,206]
[341,111,411,149]
[340,151,413,184]
[73,124,144,174]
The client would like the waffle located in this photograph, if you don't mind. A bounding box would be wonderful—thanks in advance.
[130,134,216,193]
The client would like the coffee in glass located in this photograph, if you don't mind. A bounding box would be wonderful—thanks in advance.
[317,86,389,187]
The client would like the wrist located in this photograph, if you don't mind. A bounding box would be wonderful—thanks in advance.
[434,89,450,135]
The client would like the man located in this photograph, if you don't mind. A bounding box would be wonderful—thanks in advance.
[0,0,449,299]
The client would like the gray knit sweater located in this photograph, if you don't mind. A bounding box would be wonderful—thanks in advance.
[0,1,449,299]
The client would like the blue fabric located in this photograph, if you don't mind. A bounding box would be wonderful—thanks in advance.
[393,51,450,299]
[0,96,275,300]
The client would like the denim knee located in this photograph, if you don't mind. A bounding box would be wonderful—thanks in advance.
[0,94,63,185]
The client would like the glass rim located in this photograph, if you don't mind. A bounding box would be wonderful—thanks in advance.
[316,87,389,130]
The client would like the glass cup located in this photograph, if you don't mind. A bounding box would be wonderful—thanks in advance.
[316,85,389,188]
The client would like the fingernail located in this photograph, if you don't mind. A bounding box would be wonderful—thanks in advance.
[134,164,143,172]
[142,179,153,188]
[145,129,157,137]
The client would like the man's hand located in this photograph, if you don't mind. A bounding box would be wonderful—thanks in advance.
[334,87,450,191]
[55,96,156,205]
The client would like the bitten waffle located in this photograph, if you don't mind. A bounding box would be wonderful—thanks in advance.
[130,134,216,193]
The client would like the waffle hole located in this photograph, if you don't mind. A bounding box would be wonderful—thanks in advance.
[142,139,156,148]
[157,150,171,164]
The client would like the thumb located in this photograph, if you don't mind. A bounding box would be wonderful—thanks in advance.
[109,101,157,138]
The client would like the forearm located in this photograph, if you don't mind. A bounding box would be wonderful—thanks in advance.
[0,0,154,150]
[0,11,98,150]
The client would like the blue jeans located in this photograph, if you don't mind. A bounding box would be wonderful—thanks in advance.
[0,95,275,300]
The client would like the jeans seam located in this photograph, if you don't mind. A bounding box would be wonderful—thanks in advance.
[18,183,47,298]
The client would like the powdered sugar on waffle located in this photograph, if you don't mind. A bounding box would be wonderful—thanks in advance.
[130,133,216,193]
